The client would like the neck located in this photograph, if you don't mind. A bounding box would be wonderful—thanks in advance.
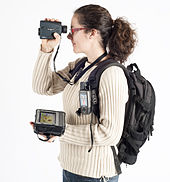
[86,48,107,63]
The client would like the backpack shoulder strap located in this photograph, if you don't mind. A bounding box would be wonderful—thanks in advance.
[88,58,125,173]
[88,59,126,119]
[88,58,138,120]
[88,59,119,89]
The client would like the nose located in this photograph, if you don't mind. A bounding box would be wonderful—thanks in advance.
[67,33,73,40]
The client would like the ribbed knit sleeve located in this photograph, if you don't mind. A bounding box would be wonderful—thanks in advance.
[32,50,81,95]
[60,66,128,147]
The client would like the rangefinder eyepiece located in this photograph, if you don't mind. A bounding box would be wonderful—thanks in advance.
[38,20,67,39]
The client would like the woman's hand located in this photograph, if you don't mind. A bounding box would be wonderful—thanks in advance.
[30,122,57,143]
[41,18,61,53]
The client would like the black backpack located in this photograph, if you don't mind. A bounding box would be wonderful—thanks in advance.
[87,59,156,168]
[69,58,156,170]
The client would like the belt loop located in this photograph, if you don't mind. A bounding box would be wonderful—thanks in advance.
[100,176,109,182]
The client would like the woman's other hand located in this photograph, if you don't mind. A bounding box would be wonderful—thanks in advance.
[29,122,57,143]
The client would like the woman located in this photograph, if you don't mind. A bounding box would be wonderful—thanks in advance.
[31,4,136,182]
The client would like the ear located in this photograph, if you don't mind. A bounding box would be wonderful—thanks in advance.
[89,29,98,39]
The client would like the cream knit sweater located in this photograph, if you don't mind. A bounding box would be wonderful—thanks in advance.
[32,50,128,178]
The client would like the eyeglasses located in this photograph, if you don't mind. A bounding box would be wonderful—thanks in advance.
[69,28,88,35]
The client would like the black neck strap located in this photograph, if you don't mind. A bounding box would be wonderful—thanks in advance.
[74,51,107,84]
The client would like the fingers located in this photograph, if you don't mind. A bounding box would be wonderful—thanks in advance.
[47,136,57,143]
[30,121,34,125]
[30,121,34,129]
[45,18,59,22]
[53,32,60,39]
[30,121,57,142]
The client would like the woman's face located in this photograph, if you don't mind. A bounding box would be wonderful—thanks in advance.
[67,14,91,54]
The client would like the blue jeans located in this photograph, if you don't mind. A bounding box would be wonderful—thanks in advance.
[63,170,119,182]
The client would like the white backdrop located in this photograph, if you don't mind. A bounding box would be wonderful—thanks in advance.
[0,0,170,181]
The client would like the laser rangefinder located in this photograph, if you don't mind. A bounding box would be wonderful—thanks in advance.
[38,20,67,39]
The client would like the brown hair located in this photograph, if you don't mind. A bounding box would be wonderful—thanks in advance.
[74,4,137,63]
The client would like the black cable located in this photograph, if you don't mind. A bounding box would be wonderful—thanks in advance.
[53,43,73,85]
[88,112,94,152]
[53,44,60,72]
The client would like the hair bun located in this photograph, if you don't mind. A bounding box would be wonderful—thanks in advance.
[108,17,137,63]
